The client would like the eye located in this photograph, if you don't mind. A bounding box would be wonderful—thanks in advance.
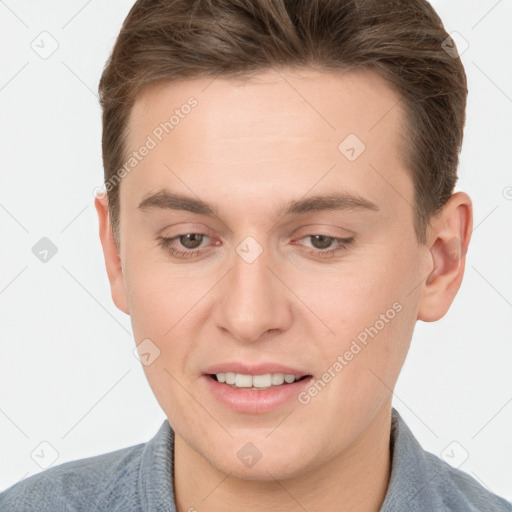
[157,232,354,259]
[157,233,215,258]
[294,234,354,257]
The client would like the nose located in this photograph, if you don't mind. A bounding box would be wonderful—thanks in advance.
[214,243,292,344]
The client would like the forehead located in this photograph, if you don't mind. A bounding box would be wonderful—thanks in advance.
[129,67,405,143]
[121,67,411,226]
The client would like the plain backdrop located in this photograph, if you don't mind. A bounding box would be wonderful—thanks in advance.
[0,0,511,501]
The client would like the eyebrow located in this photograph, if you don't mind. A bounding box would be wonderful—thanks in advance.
[137,189,380,218]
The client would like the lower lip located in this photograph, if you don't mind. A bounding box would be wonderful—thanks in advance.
[202,375,313,413]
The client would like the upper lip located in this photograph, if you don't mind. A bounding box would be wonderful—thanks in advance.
[203,362,311,377]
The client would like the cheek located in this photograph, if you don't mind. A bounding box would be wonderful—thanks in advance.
[122,253,211,392]
[123,258,199,422]
[126,278,169,342]
[299,240,419,386]
[124,249,206,339]
[291,248,409,337]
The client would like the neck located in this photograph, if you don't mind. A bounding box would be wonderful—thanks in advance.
[173,405,392,512]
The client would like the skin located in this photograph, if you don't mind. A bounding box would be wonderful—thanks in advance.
[95,67,472,512]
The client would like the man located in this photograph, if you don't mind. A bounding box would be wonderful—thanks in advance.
[1,0,510,510]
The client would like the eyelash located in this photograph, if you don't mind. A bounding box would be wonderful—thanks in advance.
[156,233,354,259]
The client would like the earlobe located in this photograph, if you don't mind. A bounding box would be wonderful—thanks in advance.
[417,192,473,322]
[94,194,130,315]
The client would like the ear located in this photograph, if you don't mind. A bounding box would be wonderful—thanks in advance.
[94,193,130,315]
[417,191,473,322]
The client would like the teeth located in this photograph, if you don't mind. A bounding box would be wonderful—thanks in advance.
[214,372,302,388]
[235,374,253,388]
[252,374,272,388]
[271,373,285,385]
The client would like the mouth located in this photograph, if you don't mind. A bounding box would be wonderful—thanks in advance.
[202,365,314,413]
[208,372,311,390]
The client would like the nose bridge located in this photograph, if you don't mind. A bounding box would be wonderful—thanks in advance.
[215,237,288,342]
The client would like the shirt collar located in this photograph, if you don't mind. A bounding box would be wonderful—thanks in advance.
[139,418,176,511]
[379,408,441,511]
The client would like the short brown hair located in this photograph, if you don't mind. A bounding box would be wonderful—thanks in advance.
[98,0,467,247]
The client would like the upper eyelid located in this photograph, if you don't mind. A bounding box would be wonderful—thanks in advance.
[162,231,350,241]
[160,223,353,239]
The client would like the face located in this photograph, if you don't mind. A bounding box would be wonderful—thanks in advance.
[101,68,437,480]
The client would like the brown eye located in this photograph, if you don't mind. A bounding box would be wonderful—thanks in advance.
[157,232,215,259]
[294,234,354,258]
[309,235,335,250]
[178,233,205,249]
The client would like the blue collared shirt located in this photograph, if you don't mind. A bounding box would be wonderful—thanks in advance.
[0,409,510,511]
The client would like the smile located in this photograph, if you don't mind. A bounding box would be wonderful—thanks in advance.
[212,372,309,389]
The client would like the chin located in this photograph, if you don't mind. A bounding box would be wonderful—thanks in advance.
[204,440,315,482]
[217,457,307,482]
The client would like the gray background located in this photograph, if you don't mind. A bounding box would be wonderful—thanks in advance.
[1,0,511,500]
